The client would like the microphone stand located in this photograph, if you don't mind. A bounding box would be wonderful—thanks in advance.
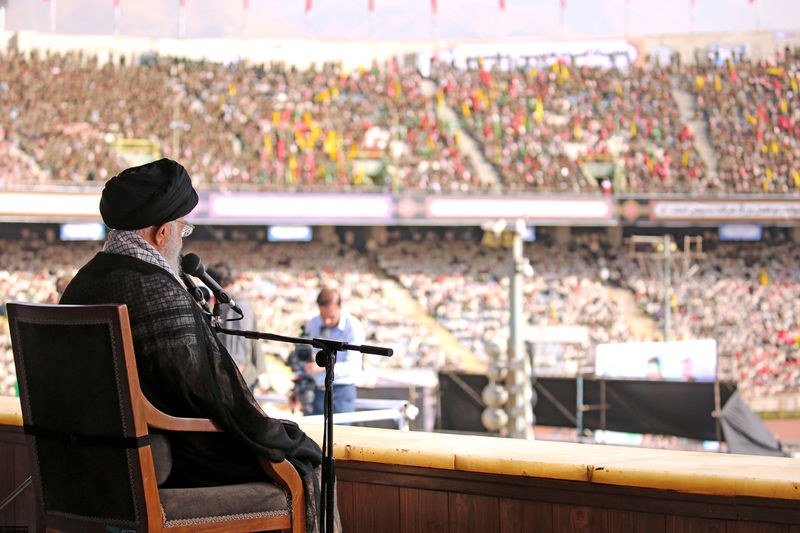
[212,323,392,533]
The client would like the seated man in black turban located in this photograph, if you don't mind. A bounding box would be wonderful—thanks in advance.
[60,158,325,532]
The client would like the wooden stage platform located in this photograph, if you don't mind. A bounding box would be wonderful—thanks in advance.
[3,395,800,532]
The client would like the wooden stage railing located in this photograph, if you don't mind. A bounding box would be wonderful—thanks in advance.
[3,395,800,532]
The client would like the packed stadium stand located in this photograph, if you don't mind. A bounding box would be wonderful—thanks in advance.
[0,41,797,195]
[2,29,800,435]
[683,47,800,193]
[2,225,800,402]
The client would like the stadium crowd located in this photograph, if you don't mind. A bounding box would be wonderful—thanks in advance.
[684,47,800,193]
[0,50,477,192]
[618,231,800,394]
[434,58,707,193]
[3,44,800,418]
[3,228,800,400]
[375,230,634,370]
[0,233,455,399]
[0,45,798,195]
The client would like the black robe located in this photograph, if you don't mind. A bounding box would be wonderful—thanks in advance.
[61,252,322,530]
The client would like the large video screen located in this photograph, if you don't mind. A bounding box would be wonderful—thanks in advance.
[59,222,106,241]
[595,339,717,382]
[267,225,312,242]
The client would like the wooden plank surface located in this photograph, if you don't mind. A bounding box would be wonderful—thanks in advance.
[349,480,399,533]
[336,479,355,531]
[448,493,498,533]
[666,516,727,533]
[605,509,666,533]
[499,499,553,533]
[300,423,800,502]
[399,487,448,533]
[5,406,800,533]
[554,504,609,533]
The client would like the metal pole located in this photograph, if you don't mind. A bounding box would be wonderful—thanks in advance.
[755,0,760,31]
[508,226,534,439]
[178,1,186,39]
[624,0,629,37]
[600,378,606,430]
[50,0,57,33]
[576,374,584,441]
[114,2,121,36]
[714,377,721,444]
[241,3,247,42]
[664,234,671,342]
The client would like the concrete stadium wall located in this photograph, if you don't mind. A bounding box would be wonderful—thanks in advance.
[638,29,800,65]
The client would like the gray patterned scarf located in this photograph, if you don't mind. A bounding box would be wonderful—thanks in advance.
[103,229,179,280]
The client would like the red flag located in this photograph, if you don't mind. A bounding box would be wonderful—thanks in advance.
[243,0,248,9]
[114,0,119,6]
[500,0,505,10]
[368,0,374,11]
[305,0,311,12]
[179,0,185,6]
[560,0,566,8]
[431,0,437,15]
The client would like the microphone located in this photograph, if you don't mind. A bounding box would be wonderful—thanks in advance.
[180,253,243,316]
[180,269,211,312]
[197,285,212,304]
[356,344,394,357]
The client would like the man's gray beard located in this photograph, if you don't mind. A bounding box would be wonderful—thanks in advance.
[164,222,183,275]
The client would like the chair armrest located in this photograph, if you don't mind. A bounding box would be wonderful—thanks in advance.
[141,394,222,432]
[258,457,306,533]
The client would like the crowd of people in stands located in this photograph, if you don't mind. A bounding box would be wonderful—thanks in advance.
[684,47,800,193]
[2,228,799,400]
[1,45,798,194]
[189,236,454,373]
[2,45,800,433]
[434,57,707,193]
[0,234,456,399]
[375,231,634,371]
[618,230,800,394]
[0,50,477,193]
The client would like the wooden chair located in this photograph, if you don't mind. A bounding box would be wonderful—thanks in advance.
[7,302,305,533]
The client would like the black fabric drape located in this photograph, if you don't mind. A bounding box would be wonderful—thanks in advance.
[720,391,787,457]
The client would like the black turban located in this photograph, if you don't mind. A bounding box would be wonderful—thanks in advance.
[100,158,198,230]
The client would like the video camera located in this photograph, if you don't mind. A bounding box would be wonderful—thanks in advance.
[287,343,314,374]
[287,328,316,414]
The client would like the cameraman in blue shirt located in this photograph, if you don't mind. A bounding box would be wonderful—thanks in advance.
[303,287,365,416]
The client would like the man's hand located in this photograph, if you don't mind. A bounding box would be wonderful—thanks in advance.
[304,361,324,375]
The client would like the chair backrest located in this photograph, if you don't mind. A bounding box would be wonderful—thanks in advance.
[8,302,152,532]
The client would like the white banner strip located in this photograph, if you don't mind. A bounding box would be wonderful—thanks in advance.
[0,192,100,216]
[210,194,393,219]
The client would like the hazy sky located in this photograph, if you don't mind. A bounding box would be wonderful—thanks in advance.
[3,0,799,41]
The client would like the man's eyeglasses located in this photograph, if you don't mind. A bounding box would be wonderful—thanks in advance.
[177,220,194,238]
